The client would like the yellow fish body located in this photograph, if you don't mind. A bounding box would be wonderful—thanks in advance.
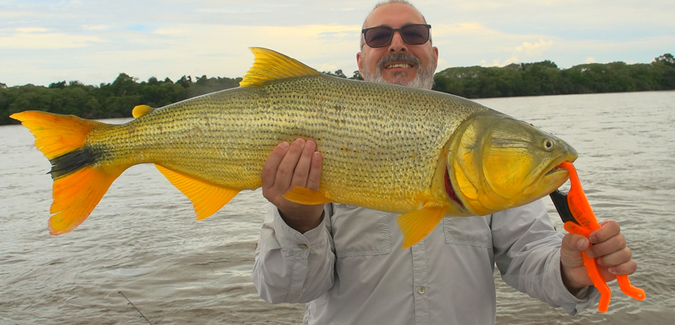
[11,48,577,248]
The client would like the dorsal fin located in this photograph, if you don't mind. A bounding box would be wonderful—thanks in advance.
[240,47,321,87]
[132,105,155,118]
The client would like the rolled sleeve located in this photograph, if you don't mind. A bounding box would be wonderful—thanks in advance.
[493,200,600,315]
[253,204,335,304]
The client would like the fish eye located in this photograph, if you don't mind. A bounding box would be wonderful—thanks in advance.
[543,139,554,150]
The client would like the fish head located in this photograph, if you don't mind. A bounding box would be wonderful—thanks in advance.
[446,111,577,216]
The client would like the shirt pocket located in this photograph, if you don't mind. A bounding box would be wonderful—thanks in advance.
[331,205,392,257]
[443,216,492,248]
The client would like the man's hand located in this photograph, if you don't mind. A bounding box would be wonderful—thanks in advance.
[261,138,324,233]
[560,220,638,293]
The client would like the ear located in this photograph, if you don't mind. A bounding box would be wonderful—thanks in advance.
[432,46,439,70]
[356,52,364,75]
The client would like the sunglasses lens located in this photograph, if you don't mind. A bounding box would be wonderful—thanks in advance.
[363,25,430,48]
[364,27,393,48]
[401,25,429,45]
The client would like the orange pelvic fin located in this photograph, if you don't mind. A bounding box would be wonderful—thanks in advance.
[397,203,447,249]
[155,165,240,220]
[10,111,124,235]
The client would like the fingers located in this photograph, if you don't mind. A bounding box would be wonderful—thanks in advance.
[560,233,589,268]
[586,233,626,258]
[290,139,316,190]
[589,220,621,244]
[276,138,307,190]
[585,220,637,276]
[261,141,290,189]
[261,138,321,203]
[607,259,637,276]
[307,151,322,191]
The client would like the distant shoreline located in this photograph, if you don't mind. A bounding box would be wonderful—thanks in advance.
[2,54,673,125]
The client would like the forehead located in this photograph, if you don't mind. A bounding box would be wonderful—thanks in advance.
[363,3,426,28]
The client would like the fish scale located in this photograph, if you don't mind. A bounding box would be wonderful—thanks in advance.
[96,75,475,213]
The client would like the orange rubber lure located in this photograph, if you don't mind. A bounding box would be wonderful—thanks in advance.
[550,162,645,313]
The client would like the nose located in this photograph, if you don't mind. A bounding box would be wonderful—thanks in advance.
[388,30,407,53]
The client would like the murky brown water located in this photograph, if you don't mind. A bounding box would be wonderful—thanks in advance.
[1,91,674,324]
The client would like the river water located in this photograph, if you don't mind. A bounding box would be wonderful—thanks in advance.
[1,91,674,324]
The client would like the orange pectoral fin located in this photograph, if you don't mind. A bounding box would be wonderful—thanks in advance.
[282,186,332,205]
[155,165,239,220]
[396,204,447,249]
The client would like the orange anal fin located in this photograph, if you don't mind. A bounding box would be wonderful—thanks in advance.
[49,166,124,235]
[397,204,447,249]
[282,186,331,205]
[155,165,239,220]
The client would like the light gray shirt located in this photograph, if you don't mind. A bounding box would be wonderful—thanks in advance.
[253,200,599,324]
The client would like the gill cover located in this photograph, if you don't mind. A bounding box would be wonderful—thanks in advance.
[447,111,577,215]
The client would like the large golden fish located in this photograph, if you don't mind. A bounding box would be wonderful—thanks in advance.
[11,48,577,248]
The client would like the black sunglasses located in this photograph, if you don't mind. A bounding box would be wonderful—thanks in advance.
[362,24,431,48]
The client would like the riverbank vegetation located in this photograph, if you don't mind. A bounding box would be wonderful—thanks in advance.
[1,53,673,125]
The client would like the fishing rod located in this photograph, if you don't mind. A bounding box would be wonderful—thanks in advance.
[119,291,153,325]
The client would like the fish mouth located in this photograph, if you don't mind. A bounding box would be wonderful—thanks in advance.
[536,156,578,195]
[545,152,578,177]
[545,164,567,176]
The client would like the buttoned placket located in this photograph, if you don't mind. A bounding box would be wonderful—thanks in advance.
[411,239,430,324]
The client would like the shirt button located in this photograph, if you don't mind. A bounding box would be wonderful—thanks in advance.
[298,243,308,249]
[417,286,426,295]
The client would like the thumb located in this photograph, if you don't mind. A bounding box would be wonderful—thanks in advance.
[560,233,589,268]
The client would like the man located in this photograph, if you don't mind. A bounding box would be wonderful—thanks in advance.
[253,1,637,324]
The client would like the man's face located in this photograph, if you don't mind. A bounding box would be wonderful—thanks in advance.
[357,2,439,90]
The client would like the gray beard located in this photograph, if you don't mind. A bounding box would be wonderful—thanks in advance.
[361,53,435,90]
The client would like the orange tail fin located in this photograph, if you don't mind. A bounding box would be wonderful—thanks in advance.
[11,111,124,235]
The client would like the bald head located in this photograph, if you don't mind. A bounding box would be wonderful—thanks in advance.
[360,0,428,49]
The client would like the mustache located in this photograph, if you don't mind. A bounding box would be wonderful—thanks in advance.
[377,53,421,70]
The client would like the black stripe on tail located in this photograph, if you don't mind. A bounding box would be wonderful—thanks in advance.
[49,146,101,179]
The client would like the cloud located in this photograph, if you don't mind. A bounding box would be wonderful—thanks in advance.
[584,57,597,63]
[515,39,554,57]
[0,23,362,86]
[479,56,520,67]
[432,23,556,68]
[0,28,104,49]
[82,25,110,31]
[15,27,49,33]
[1,0,673,86]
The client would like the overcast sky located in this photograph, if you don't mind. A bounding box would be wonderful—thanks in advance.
[1,0,673,86]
